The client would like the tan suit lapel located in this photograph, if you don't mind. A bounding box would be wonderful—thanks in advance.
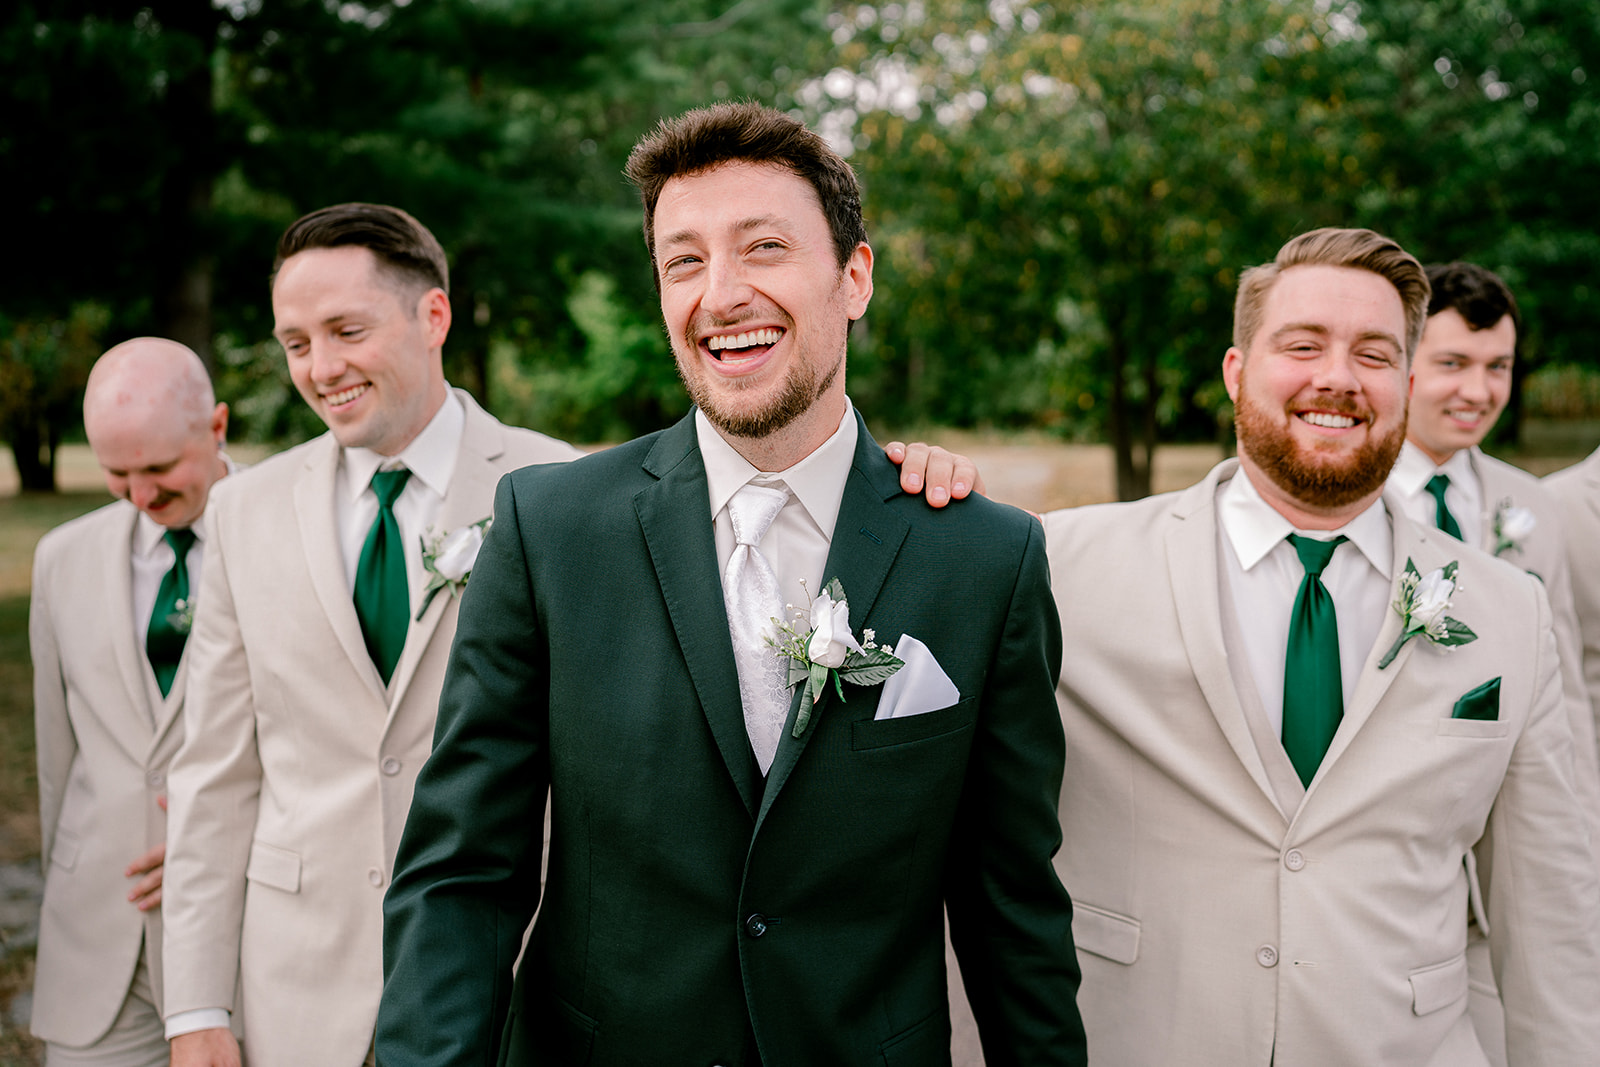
[1166,464,1284,811]
[103,505,160,760]
[294,434,386,700]
[1316,502,1434,781]
[387,392,506,711]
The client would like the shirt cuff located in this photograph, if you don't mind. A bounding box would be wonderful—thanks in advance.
[165,1008,232,1039]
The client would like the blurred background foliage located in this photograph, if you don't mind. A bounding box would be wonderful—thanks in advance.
[4,0,1597,498]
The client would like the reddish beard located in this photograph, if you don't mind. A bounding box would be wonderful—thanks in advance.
[1234,379,1406,510]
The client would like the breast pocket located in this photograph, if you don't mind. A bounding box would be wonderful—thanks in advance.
[1436,718,1511,739]
[851,696,978,751]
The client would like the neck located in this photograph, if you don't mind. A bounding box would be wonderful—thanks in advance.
[1409,436,1461,467]
[715,392,848,473]
[1236,452,1381,532]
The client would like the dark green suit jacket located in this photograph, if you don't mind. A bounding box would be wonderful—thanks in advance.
[377,412,1085,1066]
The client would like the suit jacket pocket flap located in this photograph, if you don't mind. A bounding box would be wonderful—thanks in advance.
[1072,901,1140,965]
[851,696,977,751]
[245,841,302,893]
[1409,954,1468,1016]
[1452,676,1501,720]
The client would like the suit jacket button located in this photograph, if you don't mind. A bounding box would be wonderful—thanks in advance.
[368,867,385,887]
[1256,945,1278,968]
[744,913,767,938]
[147,770,165,788]
[1284,849,1306,871]
[381,757,402,776]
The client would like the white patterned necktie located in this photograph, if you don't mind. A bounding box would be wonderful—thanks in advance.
[723,482,792,775]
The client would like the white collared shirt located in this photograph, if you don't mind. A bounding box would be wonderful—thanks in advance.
[335,390,465,616]
[696,401,858,615]
[1390,440,1483,547]
[1217,467,1394,733]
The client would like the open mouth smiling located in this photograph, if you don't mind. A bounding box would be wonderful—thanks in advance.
[704,327,784,363]
[1296,411,1361,430]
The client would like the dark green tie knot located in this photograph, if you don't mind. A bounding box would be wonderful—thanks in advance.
[164,526,197,558]
[1287,533,1345,579]
[371,467,412,509]
[1424,474,1463,539]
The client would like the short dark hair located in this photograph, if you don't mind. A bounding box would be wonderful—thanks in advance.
[1426,261,1521,340]
[1234,227,1431,361]
[624,102,867,277]
[273,203,450,298]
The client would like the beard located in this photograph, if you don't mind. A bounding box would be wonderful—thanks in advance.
[675,316,844,440]
[1234,375,1406,511]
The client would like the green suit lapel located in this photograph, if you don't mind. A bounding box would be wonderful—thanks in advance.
[758,414,910,826]
[635,418,762,817]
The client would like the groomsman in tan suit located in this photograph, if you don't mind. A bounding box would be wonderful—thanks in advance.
[1547,449,1600,727]
[160,204,582,1066]
[30,339,231,1065]
[1382,261,1600,1064]
[1045,228,1600,1065]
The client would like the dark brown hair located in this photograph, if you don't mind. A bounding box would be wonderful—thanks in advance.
[1426,261,1521,340]
[273,202,449,298]
[1234,227,1430,360]
[624,102,867,277]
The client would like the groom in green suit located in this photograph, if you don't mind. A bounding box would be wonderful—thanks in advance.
[376,102,1085,1066]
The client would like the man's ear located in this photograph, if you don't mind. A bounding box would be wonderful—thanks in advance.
[419,287,453,349]
[1222,346,1245,403]
[211,401,230,447]
[844,242,874,321]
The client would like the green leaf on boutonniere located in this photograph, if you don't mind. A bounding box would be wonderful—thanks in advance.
[838,647,902,687]
[1378,556,1477,668]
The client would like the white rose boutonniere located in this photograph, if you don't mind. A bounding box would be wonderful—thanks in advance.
[768,578,905,738]
[170,597,195,635]
[1378,558,1479,668]
[1492,498,1537,558]
[416,517,491,620]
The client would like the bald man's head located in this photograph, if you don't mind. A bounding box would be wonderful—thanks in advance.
[84,338,230,528]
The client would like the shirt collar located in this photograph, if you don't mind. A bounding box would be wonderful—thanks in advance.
[341,388,464,501]
[134,509,204,559]
[696,399,858,540]
[1220,464,1392,579]
[1391,439,1477,499]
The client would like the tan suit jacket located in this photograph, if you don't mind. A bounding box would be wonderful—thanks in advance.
[1546,447,1600,744]
[29,500,183,1045]
[1044,460,1600,1066]
[162,391,581,1066]
[1474,448,1600,800]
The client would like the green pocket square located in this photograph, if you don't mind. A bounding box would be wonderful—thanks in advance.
[1453,677,1502,720]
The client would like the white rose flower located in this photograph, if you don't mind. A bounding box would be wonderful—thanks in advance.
[806,590,862,669]
[432,524,486,582]
[1410,568,1455,629]
[1499,506,1537,543]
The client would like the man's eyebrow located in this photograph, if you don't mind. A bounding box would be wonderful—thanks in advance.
[658,215,789,248]
[1269,322,1402,350]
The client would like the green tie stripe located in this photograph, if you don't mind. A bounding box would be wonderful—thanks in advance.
[1282,533,1347,788]
[1425,474,1463,540]
[147,527,198,698]
[354,467,412,684]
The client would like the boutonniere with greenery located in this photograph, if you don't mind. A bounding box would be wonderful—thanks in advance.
[768,578,904,738]
[1378,558,1478,668]
[416,517,491,620]
[1492,498,1536,558]
[170,597,195,635]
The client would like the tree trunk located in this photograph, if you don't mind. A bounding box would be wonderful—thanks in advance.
[9,417,57,492]
[1106,309,1152,502]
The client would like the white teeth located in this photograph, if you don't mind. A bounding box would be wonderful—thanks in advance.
[325,384,370,407]
[1446,410,1483,423]
[1301,412,1356,429]
[707,328,782,352]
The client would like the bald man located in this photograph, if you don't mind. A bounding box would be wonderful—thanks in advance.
[29,339,233,1065]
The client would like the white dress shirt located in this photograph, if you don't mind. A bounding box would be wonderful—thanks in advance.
[697,401,857,619]
[1217,467,1393,734]
[336,390,465,617]
[1390,440,1483,547]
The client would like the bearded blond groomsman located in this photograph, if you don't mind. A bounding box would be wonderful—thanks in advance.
[1044,228,1600,1065]
[30,340,232,1065]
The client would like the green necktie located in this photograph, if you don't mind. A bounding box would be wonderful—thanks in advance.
[1282,533,1348,788]
[147,527,198,698]
[354,467,412,684]
[1425,474,1463,540]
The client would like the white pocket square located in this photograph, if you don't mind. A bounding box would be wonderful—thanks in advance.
[874,634,960,720]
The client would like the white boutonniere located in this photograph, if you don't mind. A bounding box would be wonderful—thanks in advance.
[170,597,195,635]
[1492,498,1536,558]
[1378,558,1479,668]
[416,517,491,620]
[768,578,905,738]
